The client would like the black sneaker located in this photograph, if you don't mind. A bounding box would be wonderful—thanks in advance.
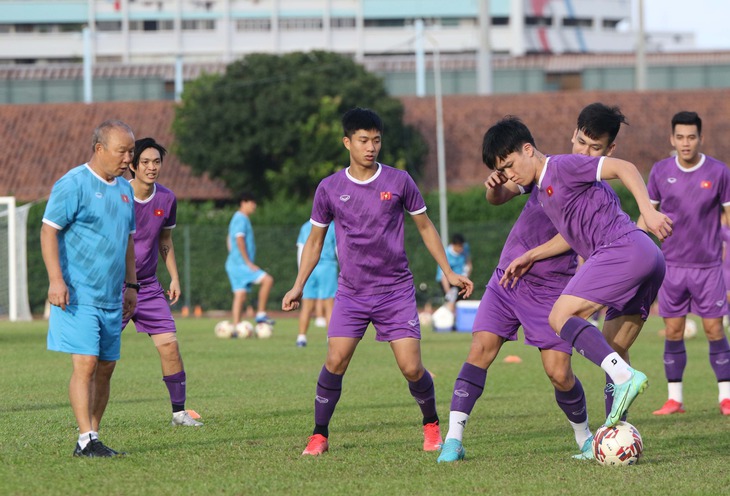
[72,439,125,458]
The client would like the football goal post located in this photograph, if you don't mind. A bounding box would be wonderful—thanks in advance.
[0,197,32,321]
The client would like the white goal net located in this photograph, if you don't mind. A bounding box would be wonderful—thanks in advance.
[0,197,32,321]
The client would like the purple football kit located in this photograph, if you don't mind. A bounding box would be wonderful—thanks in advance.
[310,163,425,342]
[647,153,730,318]
[122,183,177,334]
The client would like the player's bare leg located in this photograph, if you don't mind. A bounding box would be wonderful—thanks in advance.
[153,333,202,426]
[297,298,315,347]
[231,290,247,326]
[255,274,275,324]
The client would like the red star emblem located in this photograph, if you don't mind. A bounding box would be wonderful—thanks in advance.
[380,192,392,201]
[154,209,164,217]
[121,194,129,203]
[701,180,712,189]
[546,186,554,197]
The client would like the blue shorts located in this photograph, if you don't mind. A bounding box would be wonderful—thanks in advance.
[473,270,572,354]
[328,285,420,342]
[122,278,176,335]
[48,304,123,361]
[658,264,728,318]
[303,261,338,300]
[226,261,267,292]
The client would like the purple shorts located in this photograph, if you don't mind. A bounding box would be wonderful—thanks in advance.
[472,270,572,354]
[658,264,728,318]
[564,230,665,321]
[122,278,176,334]
[328,285,420,342]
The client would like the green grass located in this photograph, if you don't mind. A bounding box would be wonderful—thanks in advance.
[0,316,728,495]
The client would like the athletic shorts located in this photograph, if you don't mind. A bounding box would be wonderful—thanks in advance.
[328,285,420,342]
[122,278,176,335]
[48,303,123,361]
[225,261,267,292]
[473,270,572,354]
[658,264,728,318]
[302,261,338,300]
[564,230,665,321]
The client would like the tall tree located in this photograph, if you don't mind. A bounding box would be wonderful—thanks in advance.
[173,51,427,201]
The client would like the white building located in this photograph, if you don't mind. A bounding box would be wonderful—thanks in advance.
[0,0,693,65]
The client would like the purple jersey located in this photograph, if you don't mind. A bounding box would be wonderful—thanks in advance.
[498,188,577,289]
[536,155,637,260]
[647,154,730,267]
[310,163,426,296]
[132,183,177,280]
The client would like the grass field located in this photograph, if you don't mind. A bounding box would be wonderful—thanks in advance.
[0,315,728,495]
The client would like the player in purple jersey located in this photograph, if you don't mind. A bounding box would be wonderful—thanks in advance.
[638,112,730,417]
[123,138,203,427]
[282,108,474,456]
[438,103,627,463]
[482,116,672,428]
[41,120,137,457]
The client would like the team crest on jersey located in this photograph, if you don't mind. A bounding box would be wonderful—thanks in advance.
[121,194,130,203]
[701,180,712,189]
[380,192,392,201]
[546,186,554,197]
[339,195,350,202]
[154,209,164,217]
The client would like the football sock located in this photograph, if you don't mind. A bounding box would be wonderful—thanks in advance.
[296,334,307,342]
[446,411,469,442]
[554,377,588,424]
[449,362,487,414]
[709,337,730,384]
[718,382,730,402]
[600,352,632,384]
[560,317,623,372]
[668,382,684,404]
[568,420,592,448]
[408,370,438,422]
[78,432,94,450]
[664,339,687,382]
[163,371,187,412]
[314,365,342,432]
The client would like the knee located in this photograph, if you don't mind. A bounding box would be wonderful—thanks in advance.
[96,360,117,379]
[547,368,575,391]
[548,311,568,335]
[399,364,425,382]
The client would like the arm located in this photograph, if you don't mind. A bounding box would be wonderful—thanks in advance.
[499,233,572,288]
[485,170,522,205]
[40,223,68,311]
[159,228,181,305]
[601,157,673,240]
[412,213,474,298]
[235,235,259,271]
[123,234,138,320]
[282,225,327,311]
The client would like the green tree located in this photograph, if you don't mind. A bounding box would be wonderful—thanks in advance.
[173,51,427,201]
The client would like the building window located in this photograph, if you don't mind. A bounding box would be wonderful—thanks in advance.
[525,16,553,27]
[602,19,622,29]
[236,18,272,31]
[563,18,593,28]
[279,18,323,30]
[97,21,122,32]
[492,17,509,26]
[331,17,355,29]
[364,19,406,28]
[182,19,216,30]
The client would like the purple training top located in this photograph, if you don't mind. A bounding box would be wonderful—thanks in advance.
[497,188,577,289]
[310,163,426,296]
[131,182,177,281]
[647,153,730,267]
[536,154,637,260]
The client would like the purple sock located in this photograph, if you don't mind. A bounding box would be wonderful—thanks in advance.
[163,371,186,412]
[450,362,487,414]
[554,377,587,424]
[665,339,687,382]
[709,337,730,382]
[409,370,438,423]
[314,366,343,428]
[560,317,615,367]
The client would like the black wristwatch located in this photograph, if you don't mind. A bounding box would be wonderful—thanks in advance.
[125,282,141,291]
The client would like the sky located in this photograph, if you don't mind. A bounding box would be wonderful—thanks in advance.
[642,0,729,50]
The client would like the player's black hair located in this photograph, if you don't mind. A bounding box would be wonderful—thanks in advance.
[481,116,536,170]
[342,107,383,138]
[577,103,628,145]
[672,111,702,135]
[130,137,167,179]
[237,191,257,204]
[451,233,466,245]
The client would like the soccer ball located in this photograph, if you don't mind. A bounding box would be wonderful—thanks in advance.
[234,321,254,339]
[255,322,273,339]
[214,320,235,339]
[684,319,698,339]
[431,305,454,331]
[592,421,643,466]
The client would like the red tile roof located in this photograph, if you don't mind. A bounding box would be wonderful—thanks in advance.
[2,88,729,201]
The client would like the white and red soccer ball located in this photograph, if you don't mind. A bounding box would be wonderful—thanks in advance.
[592,421,643,466]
